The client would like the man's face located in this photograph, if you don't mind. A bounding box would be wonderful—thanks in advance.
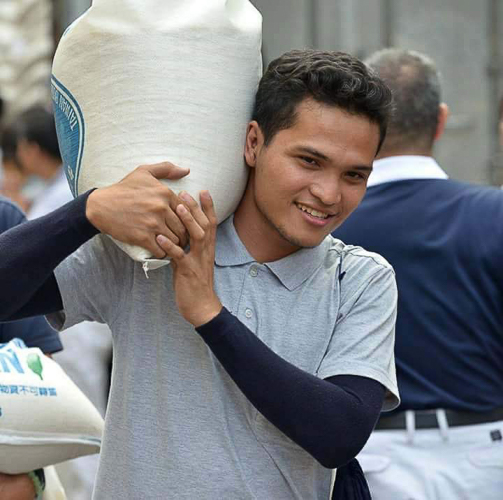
[241,98,379,258]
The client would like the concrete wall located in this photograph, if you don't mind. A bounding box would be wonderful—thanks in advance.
[59,0,503,184]
[252,0,503,185]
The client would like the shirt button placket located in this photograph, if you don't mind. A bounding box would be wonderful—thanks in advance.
[243,265,259,325]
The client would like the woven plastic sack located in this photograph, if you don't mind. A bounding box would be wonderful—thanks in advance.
[0,339,104,475]
[51,0,262,271]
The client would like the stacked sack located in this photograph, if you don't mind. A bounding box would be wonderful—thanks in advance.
[0,339,104,475]
[52,0,263,270]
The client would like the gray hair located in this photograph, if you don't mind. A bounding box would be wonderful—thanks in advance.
[365,48,441,151]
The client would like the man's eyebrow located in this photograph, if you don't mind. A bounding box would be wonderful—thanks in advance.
[353,165,373,173]
[293,146,330,162]
[294,146,373,172]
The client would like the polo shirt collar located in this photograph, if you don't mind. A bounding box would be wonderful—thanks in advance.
[367,155,448,187]
[215,216,330,291]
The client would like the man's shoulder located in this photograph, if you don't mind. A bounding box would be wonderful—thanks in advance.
[325,235,394,276]
[0,196,25,232]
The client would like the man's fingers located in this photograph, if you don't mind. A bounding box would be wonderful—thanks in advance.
[146,239,168,259]
[156,234,185,260]
[164,208,188,244]
[176,204,205,241]
[200,190,217,225]
[179,191,209,230]
[160,227,180,246]
[143,161,190,181]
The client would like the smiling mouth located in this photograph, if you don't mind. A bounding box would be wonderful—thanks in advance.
[295,203,333,220]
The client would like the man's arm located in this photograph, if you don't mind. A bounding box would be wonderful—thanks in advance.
[0,163,189,321]
[197,309,384,468]
[0,472,36,500]
[158,192,387,469]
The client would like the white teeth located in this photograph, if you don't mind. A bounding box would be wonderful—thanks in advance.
[297,203,329,219]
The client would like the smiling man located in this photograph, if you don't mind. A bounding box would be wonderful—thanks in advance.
[0,50,398,499]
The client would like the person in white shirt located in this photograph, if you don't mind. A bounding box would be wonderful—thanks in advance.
[334,48,503,500]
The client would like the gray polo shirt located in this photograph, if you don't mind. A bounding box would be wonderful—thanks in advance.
[49,215,399,500]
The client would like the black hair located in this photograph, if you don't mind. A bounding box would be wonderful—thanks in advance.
[252,49,392,153]
[14,106,61,160]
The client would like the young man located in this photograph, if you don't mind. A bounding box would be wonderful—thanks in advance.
[0,50,398,499]
[334,49,503,500]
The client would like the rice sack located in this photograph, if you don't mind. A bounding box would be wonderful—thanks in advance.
[51,0,263,271]
[0,339,104,475]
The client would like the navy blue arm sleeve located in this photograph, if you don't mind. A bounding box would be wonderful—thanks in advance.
[196,307,385,469]
[0,191,99,321]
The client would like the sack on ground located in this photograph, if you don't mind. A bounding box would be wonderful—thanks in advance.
[51,0,263,270]
[0,339,104,475]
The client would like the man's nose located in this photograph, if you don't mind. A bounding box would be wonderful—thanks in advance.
[309,178,342,206]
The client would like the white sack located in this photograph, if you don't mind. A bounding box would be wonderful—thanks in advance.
[0,339,104,475]
[51,0,262,270]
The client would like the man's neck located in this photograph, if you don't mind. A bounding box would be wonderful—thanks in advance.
[376,148,433,160]
[233,190,299,264]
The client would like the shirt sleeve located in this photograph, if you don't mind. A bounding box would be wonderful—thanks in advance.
[0,197,26,232]
[47,234,133,332]
[317,259,400,411]
[0,317,63,354]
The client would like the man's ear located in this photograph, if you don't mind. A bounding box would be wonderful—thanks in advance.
[244,121,264,168]
[434,103,449,142]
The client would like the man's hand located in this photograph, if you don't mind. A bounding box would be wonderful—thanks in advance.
[156,191,222,327]
[86,162,190,258]
[0,472,36,500]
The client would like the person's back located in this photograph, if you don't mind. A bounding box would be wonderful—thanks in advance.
[336,176,503,412]
[333,49,503,500]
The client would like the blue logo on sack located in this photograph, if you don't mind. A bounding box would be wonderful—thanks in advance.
[51,76,85,197]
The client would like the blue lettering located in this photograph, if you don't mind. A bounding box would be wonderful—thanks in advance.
[0,350,24,374]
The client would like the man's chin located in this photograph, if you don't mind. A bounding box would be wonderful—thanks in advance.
[282,232,328,250]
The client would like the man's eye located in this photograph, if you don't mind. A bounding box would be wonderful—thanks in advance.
[300,156,318,167]
[347,171,365,180]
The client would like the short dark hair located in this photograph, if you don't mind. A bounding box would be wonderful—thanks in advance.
[0,124,19,164]
[252,49,392,153]
[13,106,61,160]
[365,49,441,151]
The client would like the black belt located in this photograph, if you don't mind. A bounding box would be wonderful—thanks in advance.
[375,408,503,430]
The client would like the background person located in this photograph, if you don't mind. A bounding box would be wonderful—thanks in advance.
[0,107,31,212]
[7,105,113,500]
[1,50,398,499]
[0,194,62,500]
[334,48,503,500]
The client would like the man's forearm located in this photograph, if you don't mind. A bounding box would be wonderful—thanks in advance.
[196,308,385,469]
[0,191,98,321]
